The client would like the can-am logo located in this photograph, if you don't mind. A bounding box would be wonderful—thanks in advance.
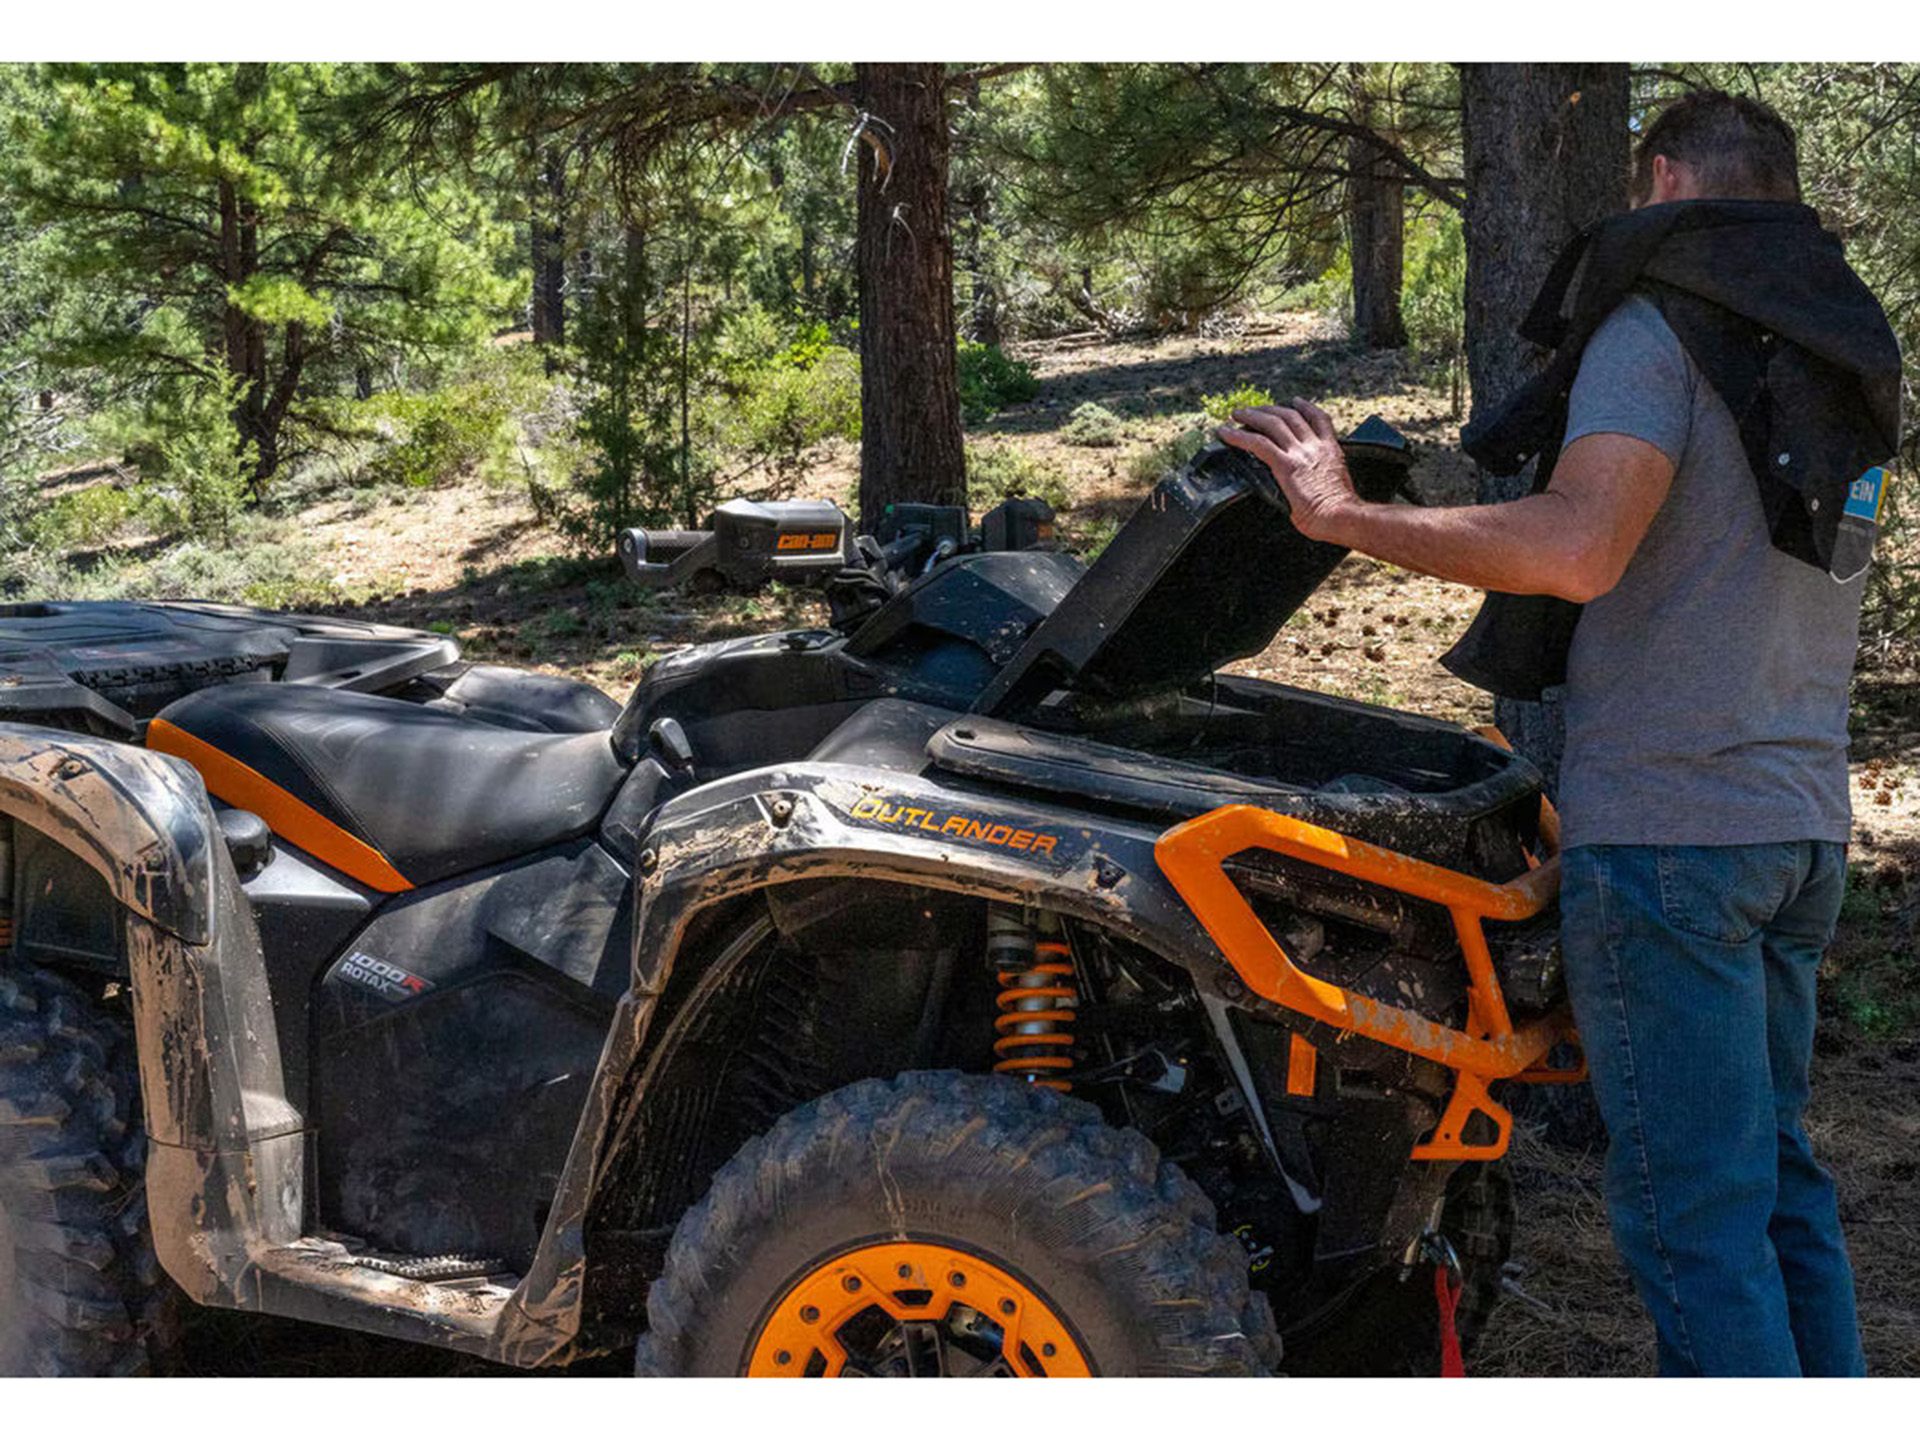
[337,951,433,1003]
[848,795,1059,856]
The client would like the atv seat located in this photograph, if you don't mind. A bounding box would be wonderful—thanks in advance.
[149,684,628,892]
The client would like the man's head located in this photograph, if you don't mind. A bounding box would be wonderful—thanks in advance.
[1630,90,1801,209]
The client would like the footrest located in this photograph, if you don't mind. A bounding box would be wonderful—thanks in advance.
[351,1252,506,1282]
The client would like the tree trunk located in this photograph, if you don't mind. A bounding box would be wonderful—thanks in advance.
[1347,134,1408,349]
[1346,77,1408,350]
[852,62,967,524]
[530,145,566,355]
[617,221,648,530]
[960,176,1002,346]
[216,175,273,493]
[1458,63,1629,789]
[954,73,1001,347]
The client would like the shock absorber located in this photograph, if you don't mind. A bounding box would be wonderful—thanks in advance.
[986,906,1078,1091]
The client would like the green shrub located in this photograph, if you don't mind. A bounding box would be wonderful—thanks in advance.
[1403,207,1468,416]
[27,482,152,552]
[361,379,517,490]
[966,440,1070,511]
[1198,385,1275,423]
[957,341,1039,423]
[1127,422,1210,485]
[1060,401,1125,447]
[778,320,837,371]
[1860,432,1917,654]
[19,530,346,610]
[120,372,255,545]
[1828,864,1920,1040]
[736,345,861,487]
[1071,515,1121,562]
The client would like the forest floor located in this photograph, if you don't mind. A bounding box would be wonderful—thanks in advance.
[41,312,1916,1377]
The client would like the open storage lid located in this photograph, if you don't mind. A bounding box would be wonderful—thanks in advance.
[975,417,1412,718]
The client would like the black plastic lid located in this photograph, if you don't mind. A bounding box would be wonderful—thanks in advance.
[975,419,1410,716]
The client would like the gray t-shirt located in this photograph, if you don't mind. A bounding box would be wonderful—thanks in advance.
[1557,294,1864,848]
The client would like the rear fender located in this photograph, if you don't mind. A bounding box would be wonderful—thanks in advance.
[0,724,303,1306]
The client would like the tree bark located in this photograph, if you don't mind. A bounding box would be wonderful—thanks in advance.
[530,145,567,354]
[960,175,1001,347]
[1458,63,1630,789]
[852,62,967,524]
[216,175,273,492]
[1347,130,1408,349]
[954,72,1001,347]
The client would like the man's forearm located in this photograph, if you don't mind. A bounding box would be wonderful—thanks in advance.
[1317,491,1608,601]
[1219,405,1672,601]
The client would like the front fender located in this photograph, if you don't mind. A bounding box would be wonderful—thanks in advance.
[0,722,302,1306]
[0,723,216,944]
[631,762,1223,990]
[504,760,1250,1363]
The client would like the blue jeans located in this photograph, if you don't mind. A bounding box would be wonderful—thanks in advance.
[1559,841,1866,1377]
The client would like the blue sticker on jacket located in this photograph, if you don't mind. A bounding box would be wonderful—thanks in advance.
[1844,467,1887,522]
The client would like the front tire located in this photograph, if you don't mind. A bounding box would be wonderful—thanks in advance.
[0,963,177,1376]
[635,1072,1279,1377]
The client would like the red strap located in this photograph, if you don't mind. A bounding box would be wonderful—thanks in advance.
[1434,1264,1466,1377]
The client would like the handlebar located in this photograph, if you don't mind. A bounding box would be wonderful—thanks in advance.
[631,529,708,561]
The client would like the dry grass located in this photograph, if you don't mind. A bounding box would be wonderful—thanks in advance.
[1475,1038,1920,1377]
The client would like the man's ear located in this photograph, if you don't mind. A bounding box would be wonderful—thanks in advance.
[1649,153,1695,204]
[1649,153,1672,201]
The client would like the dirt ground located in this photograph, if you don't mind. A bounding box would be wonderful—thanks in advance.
[159,315,1917,1377]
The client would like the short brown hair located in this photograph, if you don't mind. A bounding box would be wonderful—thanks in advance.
[1631,89,1801,204]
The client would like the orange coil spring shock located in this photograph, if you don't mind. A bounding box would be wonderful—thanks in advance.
[994,939,1079,1092]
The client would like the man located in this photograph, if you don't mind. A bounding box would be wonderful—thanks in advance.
[1221,91,1879,1377]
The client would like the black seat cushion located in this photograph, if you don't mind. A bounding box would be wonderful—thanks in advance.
[150,684,627,890]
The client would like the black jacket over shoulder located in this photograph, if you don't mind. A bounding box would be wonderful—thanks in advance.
[1442,199,1902,702]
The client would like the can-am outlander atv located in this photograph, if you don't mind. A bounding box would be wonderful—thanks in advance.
[0,419,1580,1377]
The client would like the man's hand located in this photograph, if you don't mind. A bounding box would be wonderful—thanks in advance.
[1219,398,1361,543]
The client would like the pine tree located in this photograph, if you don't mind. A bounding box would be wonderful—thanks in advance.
[5,62,512,498]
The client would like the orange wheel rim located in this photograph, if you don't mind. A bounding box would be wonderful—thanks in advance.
[746,1241,1092,1377]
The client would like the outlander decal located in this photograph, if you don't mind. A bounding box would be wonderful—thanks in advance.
[848,794,1059,856]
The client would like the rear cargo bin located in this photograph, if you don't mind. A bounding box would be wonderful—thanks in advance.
[930,678,1542,879]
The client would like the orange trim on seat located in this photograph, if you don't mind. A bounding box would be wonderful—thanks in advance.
[147,716,414,893]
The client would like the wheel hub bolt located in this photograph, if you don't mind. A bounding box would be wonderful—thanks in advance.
[949,1271,966,1288]
[842,1275,862,1293]
[799,1305,820,1323]
[999,1298,1016,1316]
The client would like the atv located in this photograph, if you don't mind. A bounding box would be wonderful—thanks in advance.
[0,418,1580,1377]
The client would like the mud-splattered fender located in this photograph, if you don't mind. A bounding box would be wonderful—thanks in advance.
[0,722,303,1307]
[627,762,1229,990]
[0,723,216,943]
[502,760,1267,1363]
